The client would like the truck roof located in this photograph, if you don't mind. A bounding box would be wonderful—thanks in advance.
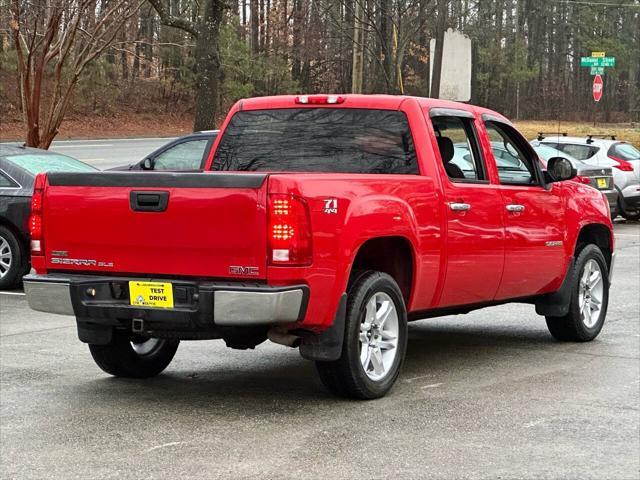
[236,94,508,121]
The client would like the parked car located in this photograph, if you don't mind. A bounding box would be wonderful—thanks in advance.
[0,145,98,288]
[108,131,218,171]
[24,95,614,399]
[531,141,618,216]
[538,135,640,220]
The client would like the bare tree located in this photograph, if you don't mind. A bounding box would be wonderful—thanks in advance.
[9,0,141,148]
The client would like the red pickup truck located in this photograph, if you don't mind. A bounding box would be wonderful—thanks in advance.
[24,95,615,399]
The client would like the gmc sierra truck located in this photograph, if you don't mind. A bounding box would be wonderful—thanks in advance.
[24,95,615,399]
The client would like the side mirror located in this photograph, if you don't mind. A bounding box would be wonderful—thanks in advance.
[546,157,576,183]
[141,158,154,170]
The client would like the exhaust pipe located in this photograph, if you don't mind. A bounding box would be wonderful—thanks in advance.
[268,327,301,348]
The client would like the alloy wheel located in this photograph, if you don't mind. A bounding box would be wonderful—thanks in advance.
[0,236,12,279]
[579,259,604,328]
[359,292,399,381]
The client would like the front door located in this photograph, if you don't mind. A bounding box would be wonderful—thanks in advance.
[482,120,567,300]
[430,114,505,308]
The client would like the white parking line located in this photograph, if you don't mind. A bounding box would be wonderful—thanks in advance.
[615,234,640,237]
[0,291,25,296]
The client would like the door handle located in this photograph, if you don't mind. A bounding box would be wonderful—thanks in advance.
[130,191,169,212]
[506,204,525,213]
[449,202,471,212]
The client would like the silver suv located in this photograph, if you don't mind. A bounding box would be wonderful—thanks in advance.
[538,135,640,220]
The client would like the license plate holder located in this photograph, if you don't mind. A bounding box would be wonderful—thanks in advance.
[129,281,174,309]
[596,177,607,189]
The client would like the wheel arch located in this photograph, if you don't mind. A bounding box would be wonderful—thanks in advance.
[575,223,613,270]
[348,235,416,305]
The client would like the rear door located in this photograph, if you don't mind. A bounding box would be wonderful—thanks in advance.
[42,172,269,279]
[429,111,505,307]
[483,120,567,300]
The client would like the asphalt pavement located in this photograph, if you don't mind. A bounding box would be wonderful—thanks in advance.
[0,223,639,479]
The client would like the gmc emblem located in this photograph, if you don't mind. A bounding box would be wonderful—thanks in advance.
[229,266,260,276]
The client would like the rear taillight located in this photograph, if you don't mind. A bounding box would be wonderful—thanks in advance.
[29,173,46,254]
[268,194,312,265]
[609,155,634,172]
[572,175,592,185]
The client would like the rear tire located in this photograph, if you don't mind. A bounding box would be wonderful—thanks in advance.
[89,330,179,378]
[620,207,640,221]
[0,226,27,290]
[545,244,609,342]
[316,271,408,399]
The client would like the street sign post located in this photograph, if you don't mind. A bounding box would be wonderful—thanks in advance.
[593,74,603,102]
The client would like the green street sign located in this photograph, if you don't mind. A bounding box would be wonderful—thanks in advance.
[590,66,605,75]
[581,57,599,66]
[581,56,615,67]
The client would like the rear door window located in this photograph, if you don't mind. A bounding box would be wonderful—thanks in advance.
[0,170,19,188]
[212,108,418,174]
[431,116,486,182]
[553,143,598,161]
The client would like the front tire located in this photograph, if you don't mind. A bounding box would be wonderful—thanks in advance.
[89,330,179,378]
[545,244,609,342]
[316,271,408,399]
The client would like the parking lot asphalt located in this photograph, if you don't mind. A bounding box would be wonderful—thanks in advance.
[0,223,638,479]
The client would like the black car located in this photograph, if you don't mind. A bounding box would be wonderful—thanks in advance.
[108,131,219,171]
[0,145,98,289]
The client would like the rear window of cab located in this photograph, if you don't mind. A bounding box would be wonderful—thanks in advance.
[212,108,419,174]
[6,153,97,175]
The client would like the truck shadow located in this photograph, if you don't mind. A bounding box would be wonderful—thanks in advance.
[77,320,557,409]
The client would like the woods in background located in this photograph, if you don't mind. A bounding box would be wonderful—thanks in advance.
[1,0,639,145]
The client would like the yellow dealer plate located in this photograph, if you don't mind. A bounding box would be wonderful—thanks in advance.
[596,177,607,189]
[129,281,174,309]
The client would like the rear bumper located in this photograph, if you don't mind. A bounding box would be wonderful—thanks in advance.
[23,274,308,328]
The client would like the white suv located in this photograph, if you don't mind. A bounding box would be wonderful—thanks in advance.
[538,135,640,220]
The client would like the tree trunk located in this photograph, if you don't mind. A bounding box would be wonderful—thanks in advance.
[193,0,224,130]
[431,0,447,98]
[351,0,364,93]
[250,0,259,54]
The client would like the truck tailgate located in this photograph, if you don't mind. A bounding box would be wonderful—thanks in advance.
[42,172,268,279]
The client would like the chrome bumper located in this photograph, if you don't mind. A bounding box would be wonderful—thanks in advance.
[214,289,304,325]
[24,277,74,316]
[23,274,306,325]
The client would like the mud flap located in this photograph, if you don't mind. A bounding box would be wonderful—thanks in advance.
[535,256,575,317]
[299,294,347,362]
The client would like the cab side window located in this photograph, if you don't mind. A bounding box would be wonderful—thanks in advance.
[485,121,538,185]
[431,116,486,182]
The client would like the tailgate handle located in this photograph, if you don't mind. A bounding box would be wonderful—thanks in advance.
[130,191,169,212]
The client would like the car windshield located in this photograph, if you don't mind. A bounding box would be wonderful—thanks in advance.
[611,143,640,161]
[212,108,419,174]
[6,153,97,175]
